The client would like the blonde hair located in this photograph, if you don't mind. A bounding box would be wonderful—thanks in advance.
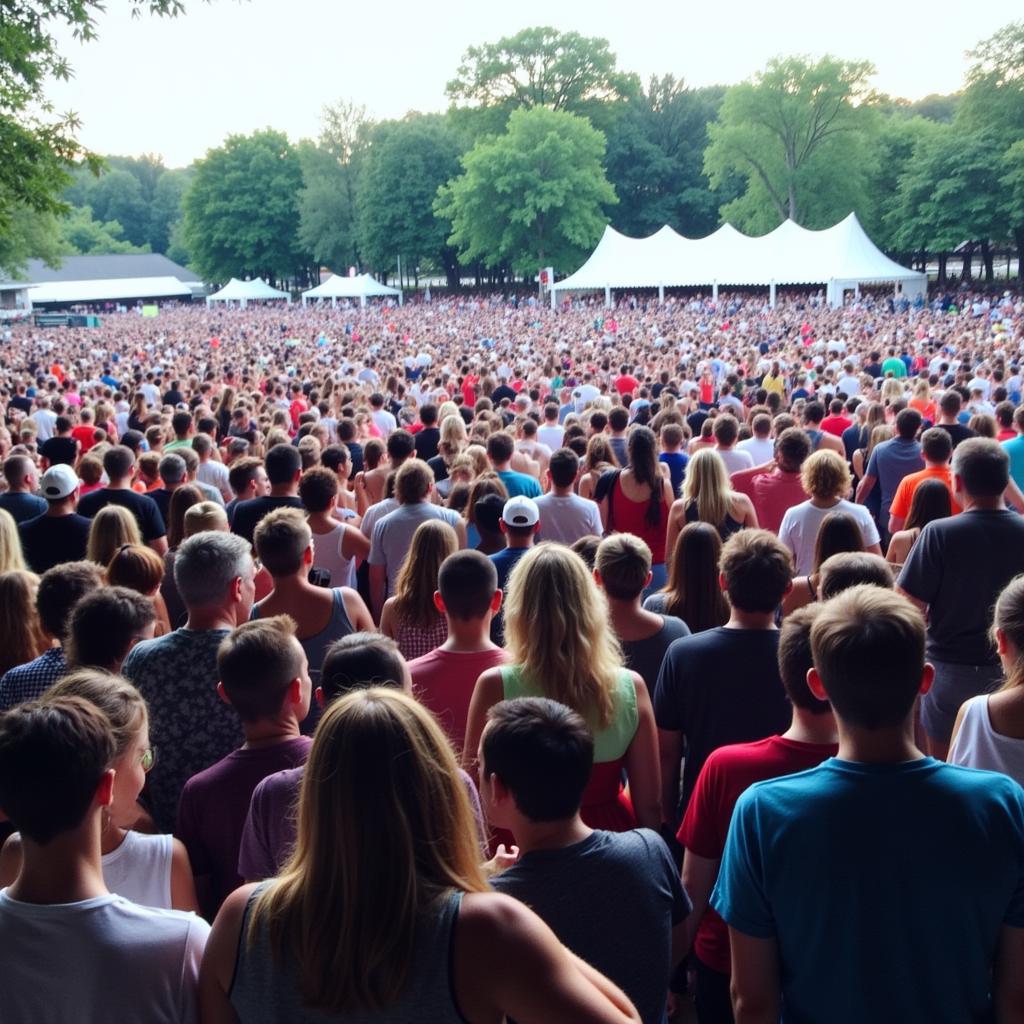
[392,520,458,629]
[866,424,893,458]
[86,506,143,566]
[0,508,26,573]
[801,450,852,501]
[184,501,229,537]
[249,688,487,1013]
[45,670,147,759]
[682,448,732,528]
[504,545,622,729]
[880,378,904,406]
[437,415,467,463]
[0,570,47,675]
[995,575,1024,692]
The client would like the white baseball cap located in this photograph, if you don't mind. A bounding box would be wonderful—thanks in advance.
[40,464,79,500]
[502,496,539,528]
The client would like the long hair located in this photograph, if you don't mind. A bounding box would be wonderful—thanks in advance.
[583,434,615,473]
[682,448,732,529]
[391,521,458,630]
[0,508,26,573]
[0,570,47,675]
[437,415,467,464]
[627,425,663,527]
[811,511,863,574]
[249,688,487,1014]
[167,485,204,551]
[905,478,953,532]
[504,545,622,729]
[662,521,730,632]
[995,576,1024,692]
[87,506,142,567]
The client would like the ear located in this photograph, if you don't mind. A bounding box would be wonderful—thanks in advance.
[315,685,325,709]
[95,767,116,809]
[996,627,1011,658]
[491,589,503,613]
[216,681,232,707]
[286,677,302,706]
[303,545,314,566]
[919,662,935,697]
[806,667,828,702]
[230,575,243,604]
[644,570,653,589]
[718,571,729,594]
[433,590,446,615]
[499,520,508,535]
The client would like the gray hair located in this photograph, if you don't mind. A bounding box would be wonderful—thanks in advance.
[159,453,187,486]
[174,531,252,609]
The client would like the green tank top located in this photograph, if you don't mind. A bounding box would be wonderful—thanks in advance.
[500,665,638,762]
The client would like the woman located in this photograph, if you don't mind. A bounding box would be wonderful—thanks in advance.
[643,521,729,634]
[0,508,26,573]
[949,576,1024,786]
[380,520,458,661]
[107,544,173,636]
[666,447,757,558]
[577,435,616,500]
[687,417,717,456]
[909,379,937,423]
[86,505,142,568]
[160,485,205,628]
[597,426,675,593]
[300,468,369,589]
[848,401,886,460]
[0,669,197,910]
[428,415,468,498]
[0,570,47,677]
[464,474,508,552]
[885,478,953,569]
[199,688,639,1023]
[781,511,864,616]
[128,392,150,433]
[216,386,237,441]
[464,545,661,833]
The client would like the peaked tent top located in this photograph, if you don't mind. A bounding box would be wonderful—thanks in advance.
[303,273,402,299]
[207,278,290,301]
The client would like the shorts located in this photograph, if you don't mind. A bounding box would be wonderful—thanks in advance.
[919,660,1003,745]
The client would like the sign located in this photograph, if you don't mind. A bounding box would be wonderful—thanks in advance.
[141,305,159,318]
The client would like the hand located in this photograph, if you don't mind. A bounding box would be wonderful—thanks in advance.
[483,844,520,878]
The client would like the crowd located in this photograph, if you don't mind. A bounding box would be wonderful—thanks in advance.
[0,284,1024,1022]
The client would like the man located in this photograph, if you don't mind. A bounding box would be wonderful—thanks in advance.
[176,616,313,920]
[714,586,1024,1024]
[0,561,102,710]
[678,607,837,1023]
[0,698,209,1020]
[535,448,603,546]
[19,464,91,573]
[655,530,792,825]
[819,398,852,437]
[412,403,440,461]
[0,454,46,523]
[77,445,167,554]
[712,416,753,474]
[70,407,99,454]
[934,389,975,448]
[888,427,958,534]
[736,414,773,467]
[484,697,690,1024]
[1003,405,1024,493]
[38,415,79,468]
[193,434,232,502]
[881,346,908,378]
[230,443,303,545]
[836,362,861,398]
[855,407,924,541]
[122,532,256,831]
[537,403,565,451]
[164,410,194,452]
[659,424,689,498]
[368,460,466,618]
[487,432,542,499]
[225,457,269,524]
[368,392,397,436]
[408,549,508,754]
[608,407,630,467]
[150,453,188,522]
[898,438,1024,758]
[489,495,539,644]
[730,428,811,535]
[614,363,641,397]
[29,396,58,443]
[801,401,844,456]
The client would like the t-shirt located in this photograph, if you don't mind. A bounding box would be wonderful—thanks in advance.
[865,437,924,523]
[677,735,837,974]
[409,646,510,753]
[659,452,689,498]
[39,435,78,467]
[712,758,1024,1024]
[888,465,958,522]
[71,424,98,452]
[534,493,603,545]
[122,629,242,832]
[778,499,881,576]
[369,503,463,595]
[77,487,166,542]
[898,509,1024,665]
[736,437,773,467]
[0,890,209,1024]
[819,414,852,437]
[489,546,530,644]
[537,424,565,451]
[18,513,91,573]
[654,628,790,817]
[0,491,47,524]
[881,357,907,378]
[730,466,804,536]
[716,448,754,475]
[935,421,975,449]
[496,468,542,499]
[176,736,312,918]
[1003,435,1024,491]
[492,830,690,1024]
[621,616,690,696]
[413,426,440,461]
[230,495,304,545]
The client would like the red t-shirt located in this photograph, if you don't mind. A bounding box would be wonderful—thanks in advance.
[71,425,98,453]
[819,414,852,437]
[730,466,805,535]
[461,375,479,406]
[678,735,837,974]
[614,374,640,396]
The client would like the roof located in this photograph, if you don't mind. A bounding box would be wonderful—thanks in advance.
[302,273,401,299]
[9,253,202,285]
[29,277,194,303]
[206,278,290,301]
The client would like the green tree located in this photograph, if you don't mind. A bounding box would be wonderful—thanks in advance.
[183,129,310,285]
[704,55,877,230]
[149,167,192,255]
[60,205,149,254]
[959,21,1024,137]
[436,105,616,275]
[0,204,65,274]
[1003,140,1024,270]
[85,169,150,247]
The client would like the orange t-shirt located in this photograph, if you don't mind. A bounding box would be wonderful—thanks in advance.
[889,465,960,520]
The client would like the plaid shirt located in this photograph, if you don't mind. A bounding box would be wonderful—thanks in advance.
[0,647,67,711]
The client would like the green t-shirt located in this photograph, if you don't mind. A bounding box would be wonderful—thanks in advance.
[881,357,907,378]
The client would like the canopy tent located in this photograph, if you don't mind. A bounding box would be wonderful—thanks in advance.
[29,276,193,305]
[550,213,927,309]
[205,278,291,307]
[301,273,403,308]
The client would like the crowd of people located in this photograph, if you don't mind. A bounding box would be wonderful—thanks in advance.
[1,284,1024,1022]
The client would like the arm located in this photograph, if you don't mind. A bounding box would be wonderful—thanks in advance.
[379,596,396,638]
[369,563,387,623]
[1006,479,1024,514]
[198,885,255,1024]
[340,524,371,564]
[681,850,721,958]
[342,588,376,633]
[453,517,468,549]
[461,668,505,773]
[737,493,759,529]
[664,501,683,565]
[855,474,876,503]
[888,513,906,534]
[948,700,970,758]
[895,584,927,614]
[993,924,1024,1023]
[149,534,169,556]
[623,675,662,831]
[170,837,200,913]
[729,929,782,1024]
[658,728,683,828]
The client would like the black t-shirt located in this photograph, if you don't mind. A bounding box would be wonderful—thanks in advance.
[345,442,364,478]
[687,410,709,436]
[39,436,78,467]
[491,384,517,404]
[149,488,173,523]
[414,427,440,462]
[0,492,47,524]
[935,422,975,449]
[427,454,449,484]
[18,513,91,573]
[230,495,304,544]
[77,488,166,542]
[163,389,184,407]
[8,395,31,415]
[864,361,883,379]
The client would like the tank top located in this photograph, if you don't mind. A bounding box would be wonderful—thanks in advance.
[608,478,670,563]
[683,500,744,541]
[101,830,173,910]
[311,521,357,589]
[231,886,465,1023]
[805,428,824,452]
[395,613,449,661]
[949,695,1024,789]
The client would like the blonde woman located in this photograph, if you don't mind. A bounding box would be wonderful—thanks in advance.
[380,520,458,660]
[880,377,905,409]
[464,545,661,833]
[0,570,47,677]
[429,415,468,498]
[909,378,937,423]
[665,447,757,557]
[86,505,142,567]
[199,688,639,1023]
[0,508,27,573]
[578,435,617,500]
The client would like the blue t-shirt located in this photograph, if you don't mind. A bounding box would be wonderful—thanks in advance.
[865,437,924,522]
[496,469,542,499]
[659,452,689,498]
[713,757,1024,1024]
[489,545,529,644]
[1004,435,1024,492]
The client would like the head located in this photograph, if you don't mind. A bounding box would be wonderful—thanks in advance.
[229,457,268,501]
[36,560,104,641]
[920,427,952,467]
[719,529,793,614]
[595,533,652,603]
[392,520,459,629]
[994,575,1024,691]
[682,447,732,529]
[713,415,739,448]
[66,587,156,672]
[663,521,730,633]
[167,484,204,550]
[158,453,187,488]
[905,478,954,532]
[319,633,409,706]
[811,511,864,574]
[394,460,433,506]
[173,531,255,618]
[86,505,142,566]
[184,501,229,538]
[265,443,302,488]
[778,605,831,715]
[547,448,580,491]
[0,508,25,573]
[436,549,500,623]
[106,543,164,597]
[486,432,515,467]
[102,445,135,484]
[818,552,895,600]
[801,450,852,502]
[3,453,36,493]
[0,570,45,670]
[254,507,312,579]
[952,438,1010,503]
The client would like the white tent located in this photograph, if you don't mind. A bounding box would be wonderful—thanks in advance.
[29,276,193,305]
[301,273,403,308]
[550,213,927,309]
[205,278,291,308]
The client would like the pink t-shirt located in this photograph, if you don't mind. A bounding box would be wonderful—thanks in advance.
[731,466,806,535]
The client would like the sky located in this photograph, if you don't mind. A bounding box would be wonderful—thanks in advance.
[46,0,1021,168]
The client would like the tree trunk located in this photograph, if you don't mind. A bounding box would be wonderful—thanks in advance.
[982,240,994,283]
[960,246,973,283]
[938,253,947,282]
[1015,228,1024,283]
[787,181,798,223]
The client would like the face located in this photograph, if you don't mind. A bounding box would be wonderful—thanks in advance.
[111,721,151,828]
[237,558,258,619]
[255,467,270,496]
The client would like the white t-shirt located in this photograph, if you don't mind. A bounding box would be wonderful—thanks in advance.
[737,437,774,467]
[837,374,861,397]
[0,890,208,1023]
[717,447,755,475]
[31,409,58,442]
[537,424,565,451]
[778,499,881,576]
[534,493,603,546]
[371,409,397,437]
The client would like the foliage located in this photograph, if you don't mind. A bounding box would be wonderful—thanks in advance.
[436,106,616,274]
[60,205,149,255]
[0,204,65,275]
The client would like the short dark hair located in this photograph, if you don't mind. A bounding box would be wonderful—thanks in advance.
[778,605,830,713]
[952,438,1010,498]
[0,697,115,844]
[228,456,262,497]
[895,407,922,440]
[438,550,498,620]
[487,432,515,464]
[719,529,793,613]
[103,445,135,481]
[171,411,192,437]
[939,390,962,415]
[420,403,438,426]
[608,407,629,431]
[218,615,305,722]
[819,553,895,600]
[920,427,952,464]
[548,448,580,489]
[66,587,156,670]
[265,443,302,485]
[713,415,739,446]
[775,427,811,471]
[319,633,406,703]
[386,429,415,460]
[804,402,825,425]
[36,561,103,639]
[298,467,338,513]
[482,698,594,821]
[320,444,349,473]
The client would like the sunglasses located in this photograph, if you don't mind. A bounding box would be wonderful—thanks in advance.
[139,747,157,774]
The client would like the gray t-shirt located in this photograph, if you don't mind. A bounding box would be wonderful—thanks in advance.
[492,829,690,1024]
[534,493,603,546]
[622,616,691,696]
[866,437,924,522]
[369,503,461,594]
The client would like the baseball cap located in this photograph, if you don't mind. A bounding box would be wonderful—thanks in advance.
[502,496,539,528]
[40,464,79,500]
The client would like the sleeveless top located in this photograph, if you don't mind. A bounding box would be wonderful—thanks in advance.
[231,886,465,1024]
[949,695,1024,789]
[684,500,744,541]
[608,477,670,563]
[805,428,824,452]
[101,830,173,910]
[395,613,449,662]
[311,522,357,589]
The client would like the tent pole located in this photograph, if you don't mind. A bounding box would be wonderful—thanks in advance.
[605,285,612,309]
[712,281,718,303]
[769,281,776,309]
[658,283,664,305]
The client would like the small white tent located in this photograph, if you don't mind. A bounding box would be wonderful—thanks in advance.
[205,278,291,308]
[301,273,403,308]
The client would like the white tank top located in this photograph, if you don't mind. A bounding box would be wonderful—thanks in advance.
[310,521,357,588]
[101,830,173,910]
[948,695,1024,789]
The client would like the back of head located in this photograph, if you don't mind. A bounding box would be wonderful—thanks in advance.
[255,507,311,578]
[801,450,851,501]
[265,443,301,486]
[818,552,894,600]
[102,445,135,482]
[812,511,863,573]
[184,501,228,538]
[920,426,952,465]
[394,459,433,505]
[811,586,924,729]
[778,606,831,714]
[299,467,338,513]
[3,453,32,489]
[720,529,793,613]
[87,505,142,565]
[66,586,155,670]
[952,437,1010,499]
[994,575,1024,690]
[438,549,498,621]
[486,431,515,465]
[393,520,458,627]
[37,560,104,639]
[45,669,147,761]
[595,533,652,602]
[548,447,579,489]
[895,407,922,441]
[218,615,305,722]
[481,697,594,822]
[319,633,407,704]
[713,415,739,446]
[174,530,252,609]
[570,534,600,569]
[106,544,164,595]
[386,429,415,461]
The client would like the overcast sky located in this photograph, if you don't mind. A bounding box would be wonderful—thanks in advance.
[47,0,1020,168]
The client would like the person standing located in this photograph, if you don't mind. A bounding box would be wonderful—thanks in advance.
[18,465,91,573]
[0,454,46,524]
[535,448,603,546]
[855,408,924,545]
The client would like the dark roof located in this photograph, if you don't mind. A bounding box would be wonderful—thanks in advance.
[13,254,201,284]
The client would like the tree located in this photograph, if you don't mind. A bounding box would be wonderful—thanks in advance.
[85,169,150,247]
[0,204,65,275]
[60,205,149,255]
[436,106,616,275]
[182,129,310,285]
[357,114,465,287]
[704,55,877,229]
[1000,140,1024,274]
[149,168,192,255]
[959,21,1024,137]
